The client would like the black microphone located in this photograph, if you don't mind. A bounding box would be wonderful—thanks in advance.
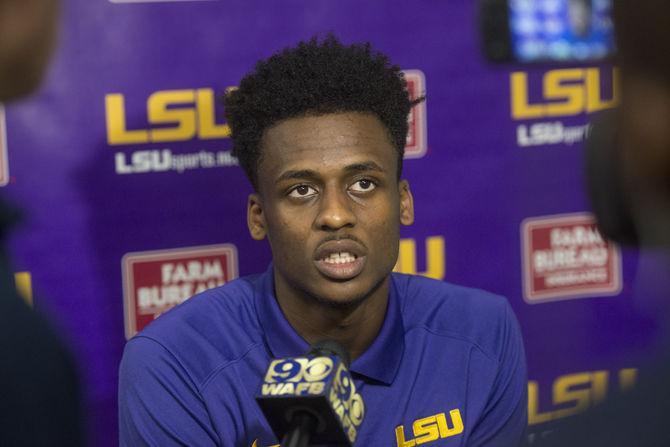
[256,340,365,446]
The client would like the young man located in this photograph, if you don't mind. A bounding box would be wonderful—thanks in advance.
[119,36,527,446]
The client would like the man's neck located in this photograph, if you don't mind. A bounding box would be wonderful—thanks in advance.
[273,275,390,361]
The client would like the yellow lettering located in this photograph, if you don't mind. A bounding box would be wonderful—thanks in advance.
[528,380,555,425]
[309,382,324,394]
[250,441,279,447]
[148,90,197,142]
[412,415,440,444]
[544,69,585,116]
[105,94,149,145]
[585,67,619,112]
[261,383,284,396]
[395,425,416,447]
[619,368,637,391]
[511,68,619,120]
[394,236,445,280]
[553,372,595,418]
[436,410,464,438]
[529,369,634,425]
[106,88,233,145]
[591,371,609,405]
[14,272,32,306]
[511,72,545,119]
[196,88,231,138]
[295,383,310,394]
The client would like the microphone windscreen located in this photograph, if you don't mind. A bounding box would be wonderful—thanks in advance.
[308,339,350,367]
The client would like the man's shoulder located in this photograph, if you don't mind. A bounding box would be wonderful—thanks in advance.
[140,273,261,337]
[392,273,515,361]
[122,274,265,386]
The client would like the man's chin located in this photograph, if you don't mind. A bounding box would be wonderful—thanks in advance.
[308,276,388,310]
[309,291,371,310]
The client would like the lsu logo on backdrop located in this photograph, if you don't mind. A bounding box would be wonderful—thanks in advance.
[510,67,619,147]
[395,409,464,446]
[528,368,637,426]
[14,271,32,306]
[402,70,427,158]
[105,88,230,145]
[0,106,10,186]
[521,213,621,303]
[106,88,239,175]
[394,235,445,280]
[122,244,238,339]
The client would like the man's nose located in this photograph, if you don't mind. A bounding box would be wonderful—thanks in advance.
[314,188,357,231]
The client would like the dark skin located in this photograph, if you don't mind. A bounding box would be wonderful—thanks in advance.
[247,112,414,360]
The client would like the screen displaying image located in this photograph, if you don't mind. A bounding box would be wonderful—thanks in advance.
[509,0,615,61]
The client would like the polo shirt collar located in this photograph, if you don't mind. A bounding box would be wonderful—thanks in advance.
[254,264,405,385]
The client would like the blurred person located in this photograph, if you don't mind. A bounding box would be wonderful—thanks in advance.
[0,0,83,445]
[529,0,670,445]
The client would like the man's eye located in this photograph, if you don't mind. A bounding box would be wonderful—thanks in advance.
[349,179,376,193]
[288,185,317,198]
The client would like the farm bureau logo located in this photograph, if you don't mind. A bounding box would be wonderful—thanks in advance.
[105,88,238,175]
[121,244,238,339]
[510,67,619,147]
[521,213,621,303]
[403,70,427,159]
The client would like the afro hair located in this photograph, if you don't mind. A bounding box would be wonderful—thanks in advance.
[224,35,423,189]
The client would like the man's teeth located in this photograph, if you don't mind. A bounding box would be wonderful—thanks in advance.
[322,252,356,264]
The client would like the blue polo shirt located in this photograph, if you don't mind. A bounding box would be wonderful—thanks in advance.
[119,267,527,446]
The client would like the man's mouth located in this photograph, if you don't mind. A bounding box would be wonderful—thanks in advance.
[313,242,367,280]
[321,252,357,264]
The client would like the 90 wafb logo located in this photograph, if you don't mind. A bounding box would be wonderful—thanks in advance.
[329,363,365,441]
[262,357,334,395]
[260,355,365,443]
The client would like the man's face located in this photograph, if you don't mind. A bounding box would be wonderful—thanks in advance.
[248,112,414,306]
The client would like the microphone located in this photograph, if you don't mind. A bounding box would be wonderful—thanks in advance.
[256,340,365,446]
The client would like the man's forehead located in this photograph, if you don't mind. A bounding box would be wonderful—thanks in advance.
[258,112,397,175]
[262,112,389,143]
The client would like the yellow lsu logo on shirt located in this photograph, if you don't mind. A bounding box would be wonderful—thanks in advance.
[105,88,231,145]
[395,409,464,446]
[511,67,619,120]
[251,408,463,447]
[250,441,277,447]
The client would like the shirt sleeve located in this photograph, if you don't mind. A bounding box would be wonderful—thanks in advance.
[467,301,528,447]
[118,336,221,447]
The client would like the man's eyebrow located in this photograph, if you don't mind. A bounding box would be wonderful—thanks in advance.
[343,161,386,174]
[275,169,318,183]
[275,162,386,183]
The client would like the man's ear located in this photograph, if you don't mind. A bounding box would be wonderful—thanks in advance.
[398,180,415,226]
[247,193,267,240]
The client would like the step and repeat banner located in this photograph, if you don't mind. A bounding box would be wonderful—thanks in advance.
[1,0,665,445]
